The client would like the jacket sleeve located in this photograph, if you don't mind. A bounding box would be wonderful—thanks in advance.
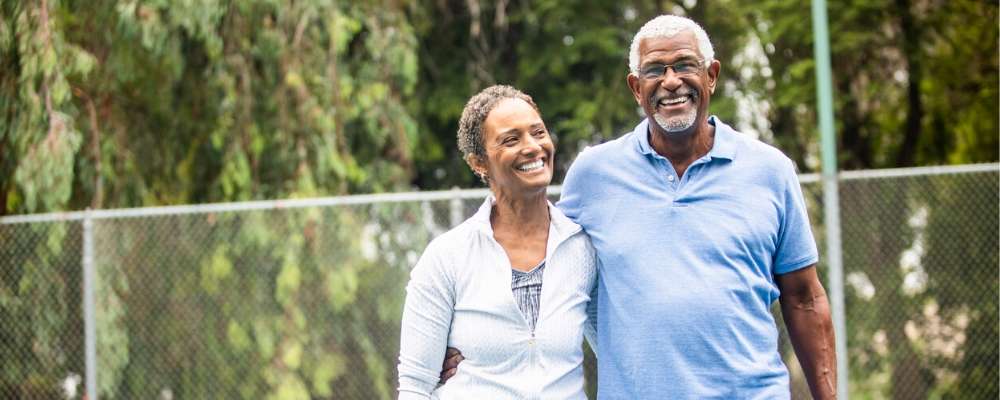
[398,243,455,399]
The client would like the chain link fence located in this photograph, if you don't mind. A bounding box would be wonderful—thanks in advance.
[1,165,997,399]
[1,221,84,398]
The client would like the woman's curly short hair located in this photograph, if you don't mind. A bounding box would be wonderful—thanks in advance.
[457,85,541,161]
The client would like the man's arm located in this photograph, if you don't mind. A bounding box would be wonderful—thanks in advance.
[776,265,837,400]
[583,269,599,357]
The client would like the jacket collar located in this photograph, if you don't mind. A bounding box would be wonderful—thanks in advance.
[469,194,583,253]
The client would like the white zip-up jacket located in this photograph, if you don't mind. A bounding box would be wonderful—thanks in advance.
[397,196,598,400]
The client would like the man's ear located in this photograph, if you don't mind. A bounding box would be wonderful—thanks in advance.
[626,73,643,105]
[707,60,721,95]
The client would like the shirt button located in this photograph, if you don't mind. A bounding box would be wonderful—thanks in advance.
[528,339,535,346]
[667,175,675,182]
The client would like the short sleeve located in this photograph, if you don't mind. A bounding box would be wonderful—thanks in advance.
[773,159,819,275]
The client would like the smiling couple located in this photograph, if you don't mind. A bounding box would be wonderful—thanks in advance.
[397,14,837,400]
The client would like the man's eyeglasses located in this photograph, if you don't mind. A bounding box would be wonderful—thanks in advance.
[639,59,705,79]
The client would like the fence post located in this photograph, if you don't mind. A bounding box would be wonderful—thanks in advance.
[449,187,462,227]
[823,174,847,393]
[812,0,848,397]
[82,209,98,400]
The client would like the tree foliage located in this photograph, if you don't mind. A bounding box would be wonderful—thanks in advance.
[3,0,420,216]
[3,0,995,213]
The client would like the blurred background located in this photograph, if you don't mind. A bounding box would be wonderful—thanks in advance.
[1,0,997,399]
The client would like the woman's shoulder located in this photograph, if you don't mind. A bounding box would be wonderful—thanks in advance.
[417,218,489,270]
[549,221,598,271]
[422,222,474,258]
[549,205,594,249]
[561,232,597,261]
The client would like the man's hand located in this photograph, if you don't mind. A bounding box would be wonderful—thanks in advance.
[439,347,464,384]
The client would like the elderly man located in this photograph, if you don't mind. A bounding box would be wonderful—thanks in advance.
[559,14,836,399]
[442,14,836,399]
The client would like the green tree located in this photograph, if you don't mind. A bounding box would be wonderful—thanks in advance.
[4,0,421,216]
[3,0,423,398]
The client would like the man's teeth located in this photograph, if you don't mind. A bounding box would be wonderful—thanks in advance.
[517,160,544,172]
[659,96,688,106]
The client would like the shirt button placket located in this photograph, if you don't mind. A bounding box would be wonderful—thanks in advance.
[667,173,679,193]
[660,158,678,190]
[530,336,540,399]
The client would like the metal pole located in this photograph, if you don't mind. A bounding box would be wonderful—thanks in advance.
[811,0,848,398]
[82,209,98,400]
[449,186,463,227]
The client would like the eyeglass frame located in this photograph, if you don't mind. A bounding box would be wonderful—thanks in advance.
[637,58,707,79]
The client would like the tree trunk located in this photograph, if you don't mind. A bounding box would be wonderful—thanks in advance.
[837,84,873,169]
[887,318,930,400]
[894,0,922,167]
[843,179,931,399]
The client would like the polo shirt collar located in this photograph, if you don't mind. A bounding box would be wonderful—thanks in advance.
[706,116,738,161]
[634,115,738,161]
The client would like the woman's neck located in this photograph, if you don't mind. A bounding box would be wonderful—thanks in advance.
[490,188,550,235]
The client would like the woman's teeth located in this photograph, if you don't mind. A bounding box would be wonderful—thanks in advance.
[517,160,544,172]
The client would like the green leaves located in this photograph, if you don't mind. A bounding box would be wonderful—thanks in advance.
[13,115,82,212]
[201,245,234,294]
[4,0,422,215]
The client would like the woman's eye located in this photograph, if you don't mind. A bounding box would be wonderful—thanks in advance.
[532,130,547,137]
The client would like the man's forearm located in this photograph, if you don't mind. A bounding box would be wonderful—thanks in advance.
[782,290,837,399]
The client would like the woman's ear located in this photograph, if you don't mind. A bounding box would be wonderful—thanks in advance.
[465,153,487,178]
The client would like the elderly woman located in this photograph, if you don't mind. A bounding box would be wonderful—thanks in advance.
[397,85,598,399]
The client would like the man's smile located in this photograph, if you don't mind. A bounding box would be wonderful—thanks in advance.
[654,89,697,112]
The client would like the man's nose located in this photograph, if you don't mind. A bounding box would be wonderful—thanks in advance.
[660,69,684,90]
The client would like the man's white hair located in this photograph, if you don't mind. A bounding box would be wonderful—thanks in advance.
[628,15,715,74]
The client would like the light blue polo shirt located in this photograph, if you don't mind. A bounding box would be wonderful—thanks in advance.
[558,117,818,399]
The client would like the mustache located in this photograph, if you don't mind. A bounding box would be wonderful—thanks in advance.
[652,87,699,104]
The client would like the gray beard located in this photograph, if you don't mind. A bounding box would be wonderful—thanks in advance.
[653,108,697,133]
